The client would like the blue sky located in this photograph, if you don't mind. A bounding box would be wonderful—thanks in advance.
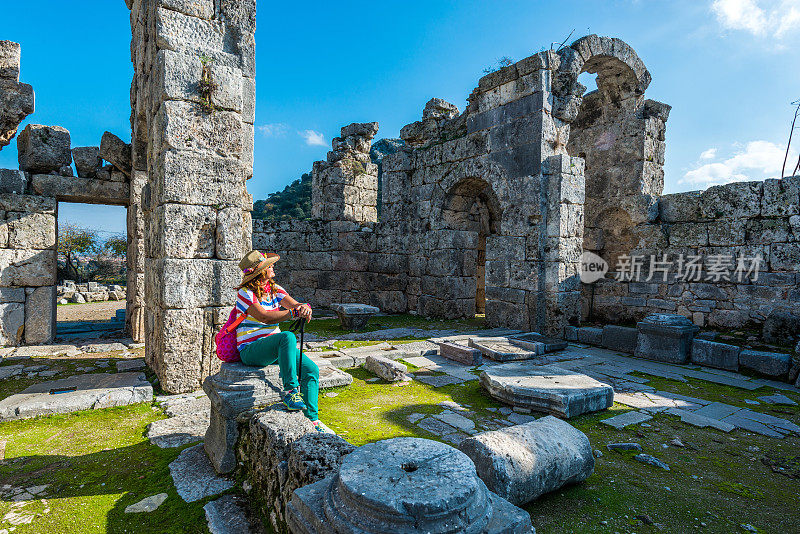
[0,0,798,236]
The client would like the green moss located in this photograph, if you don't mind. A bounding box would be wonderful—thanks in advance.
[0,404,226,534]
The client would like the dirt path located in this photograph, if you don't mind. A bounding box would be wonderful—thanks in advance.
[57,301,126,322]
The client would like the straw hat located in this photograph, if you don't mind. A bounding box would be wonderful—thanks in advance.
[239,250,280,285]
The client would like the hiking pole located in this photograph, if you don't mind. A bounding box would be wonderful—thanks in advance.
[298,316,306,387]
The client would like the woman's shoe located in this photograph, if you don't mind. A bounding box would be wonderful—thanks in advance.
[312,420,335,434]
[282,388,307,411]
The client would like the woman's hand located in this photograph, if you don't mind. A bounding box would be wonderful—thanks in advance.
[298,303,312,320]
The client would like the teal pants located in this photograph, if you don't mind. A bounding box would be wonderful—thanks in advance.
[239,331,319,421]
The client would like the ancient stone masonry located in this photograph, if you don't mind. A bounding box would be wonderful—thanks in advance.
[0,40,138,347]
[586,177,800,329]
[128,0,255,393]
[253,35,669,336]
[253,34,800,337]
[0,40,34,150]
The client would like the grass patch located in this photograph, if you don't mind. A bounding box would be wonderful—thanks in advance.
[0,403,225,533]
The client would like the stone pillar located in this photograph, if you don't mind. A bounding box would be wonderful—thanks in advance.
[311,122,379,223]
[126,169,146,342]
[535,155,584,336]
[129,0,255,393]
[0,40,34,151]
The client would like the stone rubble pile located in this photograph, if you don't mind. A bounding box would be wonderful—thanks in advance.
[57,280,127,304]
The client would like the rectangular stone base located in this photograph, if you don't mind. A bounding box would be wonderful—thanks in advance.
[438,342,482,365]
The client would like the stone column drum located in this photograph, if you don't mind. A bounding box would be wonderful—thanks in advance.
[286,437,533,533]
[635,314,699,364]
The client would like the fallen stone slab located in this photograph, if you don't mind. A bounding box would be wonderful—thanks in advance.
[438,341,482,365]
[116,359,146,372]
[162,395,210,417]
[414,374,465,387]
[758,394,797,405]
[5,344,83,358]
[147,411,209,448]
[635,314,699,364]
[125,493,168,513]
[364,354,410,382]
[634,453,670,471]
[600,325,638,354]
[337,327,416,341]
[690,339,740,371]
[721,414,786,438]
[693,402,741,421]
[169,444,234,503]
[576,327,603,345]
[480,362,614,418]
[601,411,652,429]
[459,416,594,506]
[204,494,254,534]
[433,410,475,432]
[509,332,568,352]
[287,437,533,533]
[0,372,152,421]
[0,365,24,379]
[329,303,379,330]
[79,342,128,353]
[468,337,542,361]
[607,442,643,452]
[739,349,792,378]
[664,407,735,432]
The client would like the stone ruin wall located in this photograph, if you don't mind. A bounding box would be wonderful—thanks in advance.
[0,40,132,347]
[587,178,800,329]
[253,34,800,335]
[129,0,255,393]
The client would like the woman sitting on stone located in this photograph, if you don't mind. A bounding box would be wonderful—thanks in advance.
[236,250,331,433]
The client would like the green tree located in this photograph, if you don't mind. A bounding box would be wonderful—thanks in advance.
[104,236,127,259]
[58,224,99,283]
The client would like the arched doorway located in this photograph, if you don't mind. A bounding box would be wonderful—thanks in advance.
[440,176,501,317]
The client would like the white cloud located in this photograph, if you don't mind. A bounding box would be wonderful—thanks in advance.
[257,123,289,137]
[700,148,717,160]
[711,0,800,38]
[681,140,798,187]
[300,129,327,147]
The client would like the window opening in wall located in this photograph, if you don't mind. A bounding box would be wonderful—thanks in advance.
[56,202,128,338]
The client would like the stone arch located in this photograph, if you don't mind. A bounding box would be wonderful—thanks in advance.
[553,35,651,122]
[416,160,506,319]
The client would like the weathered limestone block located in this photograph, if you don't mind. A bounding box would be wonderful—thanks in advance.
[24,285,54,344]
[635,314,699,364]
[601,325,638,354]
[28,173,129,206]
[0,40,21,79]
[0,41,34,150]
[205,362,352,474]
[238,406,354,534]
[156,49,243,112]
[216,207,247,260]
[0,169,26,194]
[16,125,71,173]
[71,146,102,178]
[762,310,800,344]
[0,249,56,286]
[99,132,132,177]
[330,303,379,330]
[439,341,483,365]
[0,302,24,346]
[160,0,215,20]
[6,212,55,249]
[287,437,533,534]
[156,6,226,54]
[160,100,242,158]
[576,326,602,345]
[690,338,740,371]
[148,204,216,258]
[155,150,244,206]
[459,415,594,506]
[761,177,799,218]
[364,355,409,382]
[480,362,614,418]
[739,349,792,378]
[699,181,762,220]
[147,258,240,309]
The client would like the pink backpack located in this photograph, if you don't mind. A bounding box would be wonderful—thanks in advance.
[215,308,247,362]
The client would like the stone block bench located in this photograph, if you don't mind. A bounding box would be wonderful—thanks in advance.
[329,303,379,330]
[203,361,353,474]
